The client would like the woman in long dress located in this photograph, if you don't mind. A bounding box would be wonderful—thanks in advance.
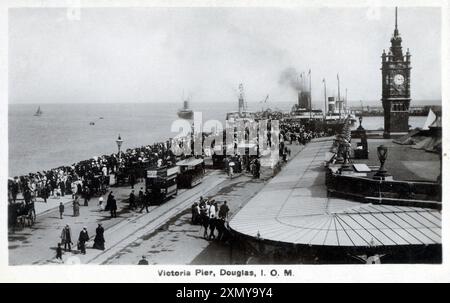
[73,196,80,217]
[93,223,105,250]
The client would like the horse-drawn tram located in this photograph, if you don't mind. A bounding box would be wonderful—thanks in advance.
[145,165,179,205]
[176,158,205,188]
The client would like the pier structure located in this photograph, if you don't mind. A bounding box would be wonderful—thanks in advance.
[229,133,441,263]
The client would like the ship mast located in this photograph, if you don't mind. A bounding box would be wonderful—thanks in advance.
[322,78,327,118]
[337,73,341,119]
[309,69,312,120]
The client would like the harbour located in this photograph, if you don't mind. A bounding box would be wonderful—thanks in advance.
[6,6,443,268]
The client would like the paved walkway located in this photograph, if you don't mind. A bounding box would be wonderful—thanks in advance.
[9,143,306,265]
[229,138,441,247]
[9,172,225,265]
[101,144,306,265]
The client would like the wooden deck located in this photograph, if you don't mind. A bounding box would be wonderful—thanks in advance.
[229,138,441,247]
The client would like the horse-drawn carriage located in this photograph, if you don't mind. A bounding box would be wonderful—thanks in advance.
[8,202,36,229]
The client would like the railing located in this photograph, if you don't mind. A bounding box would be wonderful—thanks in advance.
[325,170,442,209]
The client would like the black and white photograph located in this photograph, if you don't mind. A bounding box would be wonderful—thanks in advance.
[1,0,449,282]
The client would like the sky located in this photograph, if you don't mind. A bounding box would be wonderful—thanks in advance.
[8,6,442,108]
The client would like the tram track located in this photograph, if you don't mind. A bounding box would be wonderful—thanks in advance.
[85,171,227,264]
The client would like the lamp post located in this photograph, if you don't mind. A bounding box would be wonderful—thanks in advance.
[357,115,364,131]
[373,145,390,180]
[116,134,123,163]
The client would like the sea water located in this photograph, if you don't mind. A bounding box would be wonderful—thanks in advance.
[8,102,427,177]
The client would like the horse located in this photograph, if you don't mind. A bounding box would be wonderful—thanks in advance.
[199,211,209,239]
[9,202,36,230]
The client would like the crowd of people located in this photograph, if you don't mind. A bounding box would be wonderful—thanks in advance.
[8,139,179,206]
[280,121,327,146]
[9,118,332,263]
[56,223,105,261]
[7,139,183,228]
[191,197,232,242]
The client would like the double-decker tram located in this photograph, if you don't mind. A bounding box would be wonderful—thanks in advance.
[145,165,179,205]
[176,158,205,188]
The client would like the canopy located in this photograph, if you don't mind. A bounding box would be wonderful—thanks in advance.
[176,158,204,167]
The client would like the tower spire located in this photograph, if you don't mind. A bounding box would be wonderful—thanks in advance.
[394,7,399,37]
[395,6,398,30]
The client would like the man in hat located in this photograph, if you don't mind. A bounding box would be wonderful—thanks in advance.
[138,256,149,265]
[60,224,72,252]
[78,227,89,254]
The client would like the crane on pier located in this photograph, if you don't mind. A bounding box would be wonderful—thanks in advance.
[260,94,269,112]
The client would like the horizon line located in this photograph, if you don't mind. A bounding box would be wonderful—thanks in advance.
[8,99,443,105]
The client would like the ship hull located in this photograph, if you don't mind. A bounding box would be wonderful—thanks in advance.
[177,110,193,120]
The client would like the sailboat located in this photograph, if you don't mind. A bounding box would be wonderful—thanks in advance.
[34,106,43,116]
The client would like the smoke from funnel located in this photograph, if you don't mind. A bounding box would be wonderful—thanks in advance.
[278,67,308,92]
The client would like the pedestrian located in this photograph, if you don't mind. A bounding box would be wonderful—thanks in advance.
[24,189,32,204]
[78,227,89,255]
[42,185,49,203]
[105,191,113,212]
[139,189,150,213]
[93,223,105,250]
[215,218,227,241]
[138,187,144,206]
[56,243,63,260]
[73,196,80,217]
[71,182,77,198]
[83,186,90,206]
[200,203,209,239]
[129,173,136,189]
[60,224,72,252]
[129,190,136,210]
[59,181,65,197]
[98,196,104,211]
[59,202,64,219]
[11,179,19,203]
[191,202,200,225]
[218,201,230,221]
[77,183,82,196]
[110,195,117,218]
[138,256,149,265]
[208,202,217,240]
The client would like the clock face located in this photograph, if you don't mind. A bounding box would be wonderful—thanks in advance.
[393,74,405,86]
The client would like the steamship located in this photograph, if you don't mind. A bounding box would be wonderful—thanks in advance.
[286,91,323,123]
[324,96,357,124]
[177,99,194,120]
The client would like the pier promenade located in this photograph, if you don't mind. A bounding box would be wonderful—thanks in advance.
[9,171,225,265]
[9,144,306,265]
[229,138,441,252]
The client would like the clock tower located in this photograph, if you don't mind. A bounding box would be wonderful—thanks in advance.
[381,7,411,138]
